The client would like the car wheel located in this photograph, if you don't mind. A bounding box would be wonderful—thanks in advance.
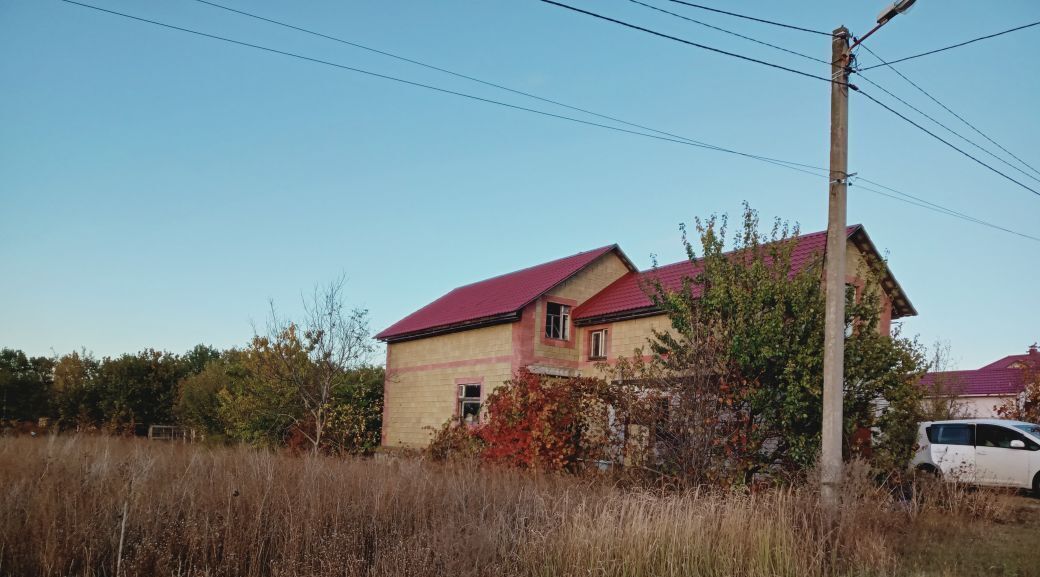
[1032,472,1040,498]
[915,464,940,478]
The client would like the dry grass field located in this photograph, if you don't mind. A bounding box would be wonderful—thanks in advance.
[1,436,1038,577]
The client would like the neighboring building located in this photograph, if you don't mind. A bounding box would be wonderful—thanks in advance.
[376,225,916,448]
[921,345,1040,418]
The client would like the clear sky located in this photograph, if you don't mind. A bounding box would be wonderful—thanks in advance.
[2,0,1037,369]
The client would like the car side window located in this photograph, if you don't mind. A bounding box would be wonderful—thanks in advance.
[928,424,974,446]
[977,424,1040,450]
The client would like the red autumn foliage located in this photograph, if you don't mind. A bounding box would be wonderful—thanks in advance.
[477,369,607,471]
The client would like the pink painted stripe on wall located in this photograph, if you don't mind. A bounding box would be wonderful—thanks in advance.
[391,355,514,374]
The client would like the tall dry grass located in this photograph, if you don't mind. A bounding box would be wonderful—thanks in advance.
[0,436,1021,577]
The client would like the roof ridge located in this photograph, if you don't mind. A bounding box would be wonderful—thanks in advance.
[451,244,617,290]
[639,226,843,274]
[376,244,622,341]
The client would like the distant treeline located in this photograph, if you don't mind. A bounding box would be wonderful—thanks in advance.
[0,345,384,453]
[1,280,385,455]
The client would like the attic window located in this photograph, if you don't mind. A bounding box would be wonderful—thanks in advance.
[545,302,571,340]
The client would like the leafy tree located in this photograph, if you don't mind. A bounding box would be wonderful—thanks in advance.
[637,205,926,479]
[220,278,376,453]
[606,318,757,488]
[175,356,236,437]
[324,364,384,454]
[182,344,222,375]
[93,349,189,431]
[0,349,54,422]
[52,350,101,427]
[919,341,970,421]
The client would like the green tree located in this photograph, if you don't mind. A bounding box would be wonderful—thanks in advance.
[640,205,926,479]
[52,350,101,428]
[175,357,235,437]
[182,344,222,375]
[0,349,54,422]
[324,364,385,454]
[94,349,189,431]
[219,278,377,453]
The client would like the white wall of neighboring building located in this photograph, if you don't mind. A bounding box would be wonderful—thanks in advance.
[958,395,1015,418]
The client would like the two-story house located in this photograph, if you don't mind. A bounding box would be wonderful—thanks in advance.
[376,225,915,448]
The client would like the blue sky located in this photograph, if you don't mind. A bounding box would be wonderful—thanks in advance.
[2,0,1037,369]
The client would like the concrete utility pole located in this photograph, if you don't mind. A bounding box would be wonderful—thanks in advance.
[821,25,850,511]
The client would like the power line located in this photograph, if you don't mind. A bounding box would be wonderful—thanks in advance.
[58,0,829,178]
[851,71,1040,185]
[58,1,1039,243]
[186,0,826,174]
[856,43,1040,180]
[660,0,830,36]
[852,179,1040,245]
[538,0,841,84]
[625,0,828,65]
[855,88,1040,198]
[859,20,1040,71]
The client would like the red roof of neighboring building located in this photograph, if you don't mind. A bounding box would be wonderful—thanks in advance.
[921,347,1037,397]
[376,245,628,341]
[920,368,1029,397]
[574,225,875,321]
[979,351,1037,370]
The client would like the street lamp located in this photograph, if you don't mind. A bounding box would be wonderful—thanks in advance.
[877,0,917,25]
[851,0,917,51]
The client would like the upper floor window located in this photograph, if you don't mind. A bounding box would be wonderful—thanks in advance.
[545,302,570,340]
[589,329,607,360]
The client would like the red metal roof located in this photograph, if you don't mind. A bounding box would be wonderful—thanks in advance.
[921,369,1031,397]
[979,352,1037,370]
[923,348,1038,396]
[376,245,622,341]
[574,226,853,321]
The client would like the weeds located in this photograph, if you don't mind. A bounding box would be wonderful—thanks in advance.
[0,436,1033,577]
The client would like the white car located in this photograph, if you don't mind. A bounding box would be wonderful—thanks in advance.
[911,419,1040,492]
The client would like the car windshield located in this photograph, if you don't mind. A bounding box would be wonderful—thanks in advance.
[1012,423,1040,437]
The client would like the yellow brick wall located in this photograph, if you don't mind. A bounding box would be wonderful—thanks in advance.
[384,323,514,448]
[534,252,631,362]
[845,244,892,335]
[549,251,631,304]
[389,323,512,369]
[383,360,513,448]
[578,314,670,379]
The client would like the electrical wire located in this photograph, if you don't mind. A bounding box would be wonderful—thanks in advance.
[852,72,1040,185]
[855,88,1040,198]
[538,0,842,84]
[58,0,829,178]
[857,43,1040,180]
[58,0,1039,243]
[852,178,1040,243]
[625,0,828,65]
[661,0,830,36]
[187,0,827,174]
[859,20,1040,71]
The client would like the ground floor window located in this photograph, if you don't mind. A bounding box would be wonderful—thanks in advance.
[589,329,607,360]
[458,383,482,424]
